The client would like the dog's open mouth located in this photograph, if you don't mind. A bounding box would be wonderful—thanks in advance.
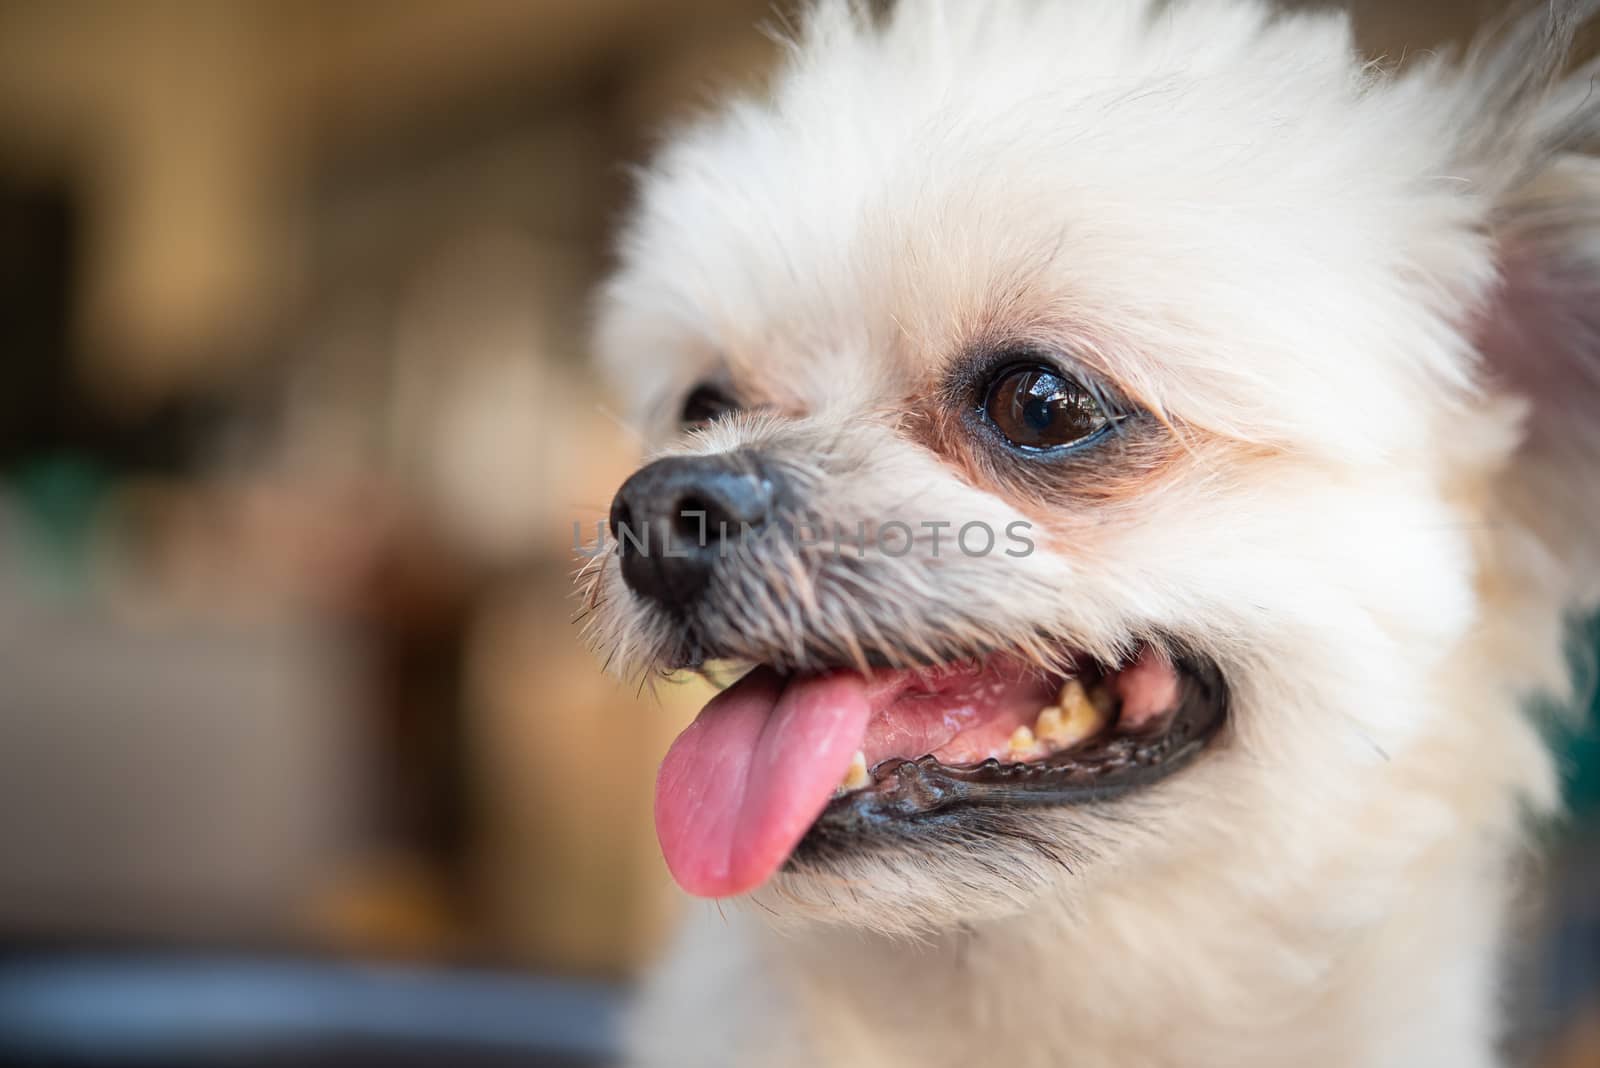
[654,644,1228,897]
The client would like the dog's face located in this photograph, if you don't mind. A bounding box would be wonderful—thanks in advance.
[585,0,1600,933]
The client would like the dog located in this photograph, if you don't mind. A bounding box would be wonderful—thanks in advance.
[580,2,1600,1064]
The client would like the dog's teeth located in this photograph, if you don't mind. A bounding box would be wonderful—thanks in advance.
[1058,678,1096,720]
[1039,679,1107,748]
[1008,725,1037,755]
[838,750,870,793]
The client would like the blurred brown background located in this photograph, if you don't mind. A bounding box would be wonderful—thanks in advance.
[0,1,1595,1066]
[0,0,790,977]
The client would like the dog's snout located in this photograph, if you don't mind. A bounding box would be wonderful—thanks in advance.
[610,455,779,607]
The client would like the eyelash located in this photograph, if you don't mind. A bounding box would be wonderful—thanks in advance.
[974,358,1117,411]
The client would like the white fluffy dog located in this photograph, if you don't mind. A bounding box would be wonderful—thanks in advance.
[582,2,1600,1065]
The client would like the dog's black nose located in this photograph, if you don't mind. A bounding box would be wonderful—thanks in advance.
[609,454,778,607]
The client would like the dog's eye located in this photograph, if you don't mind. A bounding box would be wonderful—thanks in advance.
[981,364,1111,450]
[681,384,738,428]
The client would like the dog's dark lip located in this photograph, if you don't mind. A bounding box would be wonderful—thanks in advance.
[799,654,1228,841]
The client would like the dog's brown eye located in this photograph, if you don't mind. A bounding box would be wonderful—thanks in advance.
[982,365,1111,450]
[681,385,737,427]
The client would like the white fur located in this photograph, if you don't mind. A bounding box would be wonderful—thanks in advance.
[588,2,1600,1065]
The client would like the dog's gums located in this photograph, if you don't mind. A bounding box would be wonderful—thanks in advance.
[654,645,1227,897]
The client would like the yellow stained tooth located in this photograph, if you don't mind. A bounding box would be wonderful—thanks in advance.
[1051,679,1106,748]
[1035,706,1064,742]
[839,750,870,792]
[1058,678,1091,715]
[1009,725,1037,754]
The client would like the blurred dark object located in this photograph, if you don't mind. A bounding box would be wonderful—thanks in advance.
[0,174,224,479]
[0,173,79,470]
[1534,827,1600,1067]
[0,954,622,1067]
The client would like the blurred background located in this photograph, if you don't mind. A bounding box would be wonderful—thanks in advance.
[0,1,1595,1065]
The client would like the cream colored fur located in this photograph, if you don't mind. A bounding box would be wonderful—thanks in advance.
[587,1,1600,1064]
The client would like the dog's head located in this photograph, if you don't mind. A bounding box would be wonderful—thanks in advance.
[584,0,1600,933]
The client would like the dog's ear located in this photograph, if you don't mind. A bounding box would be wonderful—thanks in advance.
[1463,2,1600,614]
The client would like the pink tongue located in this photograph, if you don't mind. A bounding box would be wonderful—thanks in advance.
[654,668,871,898]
